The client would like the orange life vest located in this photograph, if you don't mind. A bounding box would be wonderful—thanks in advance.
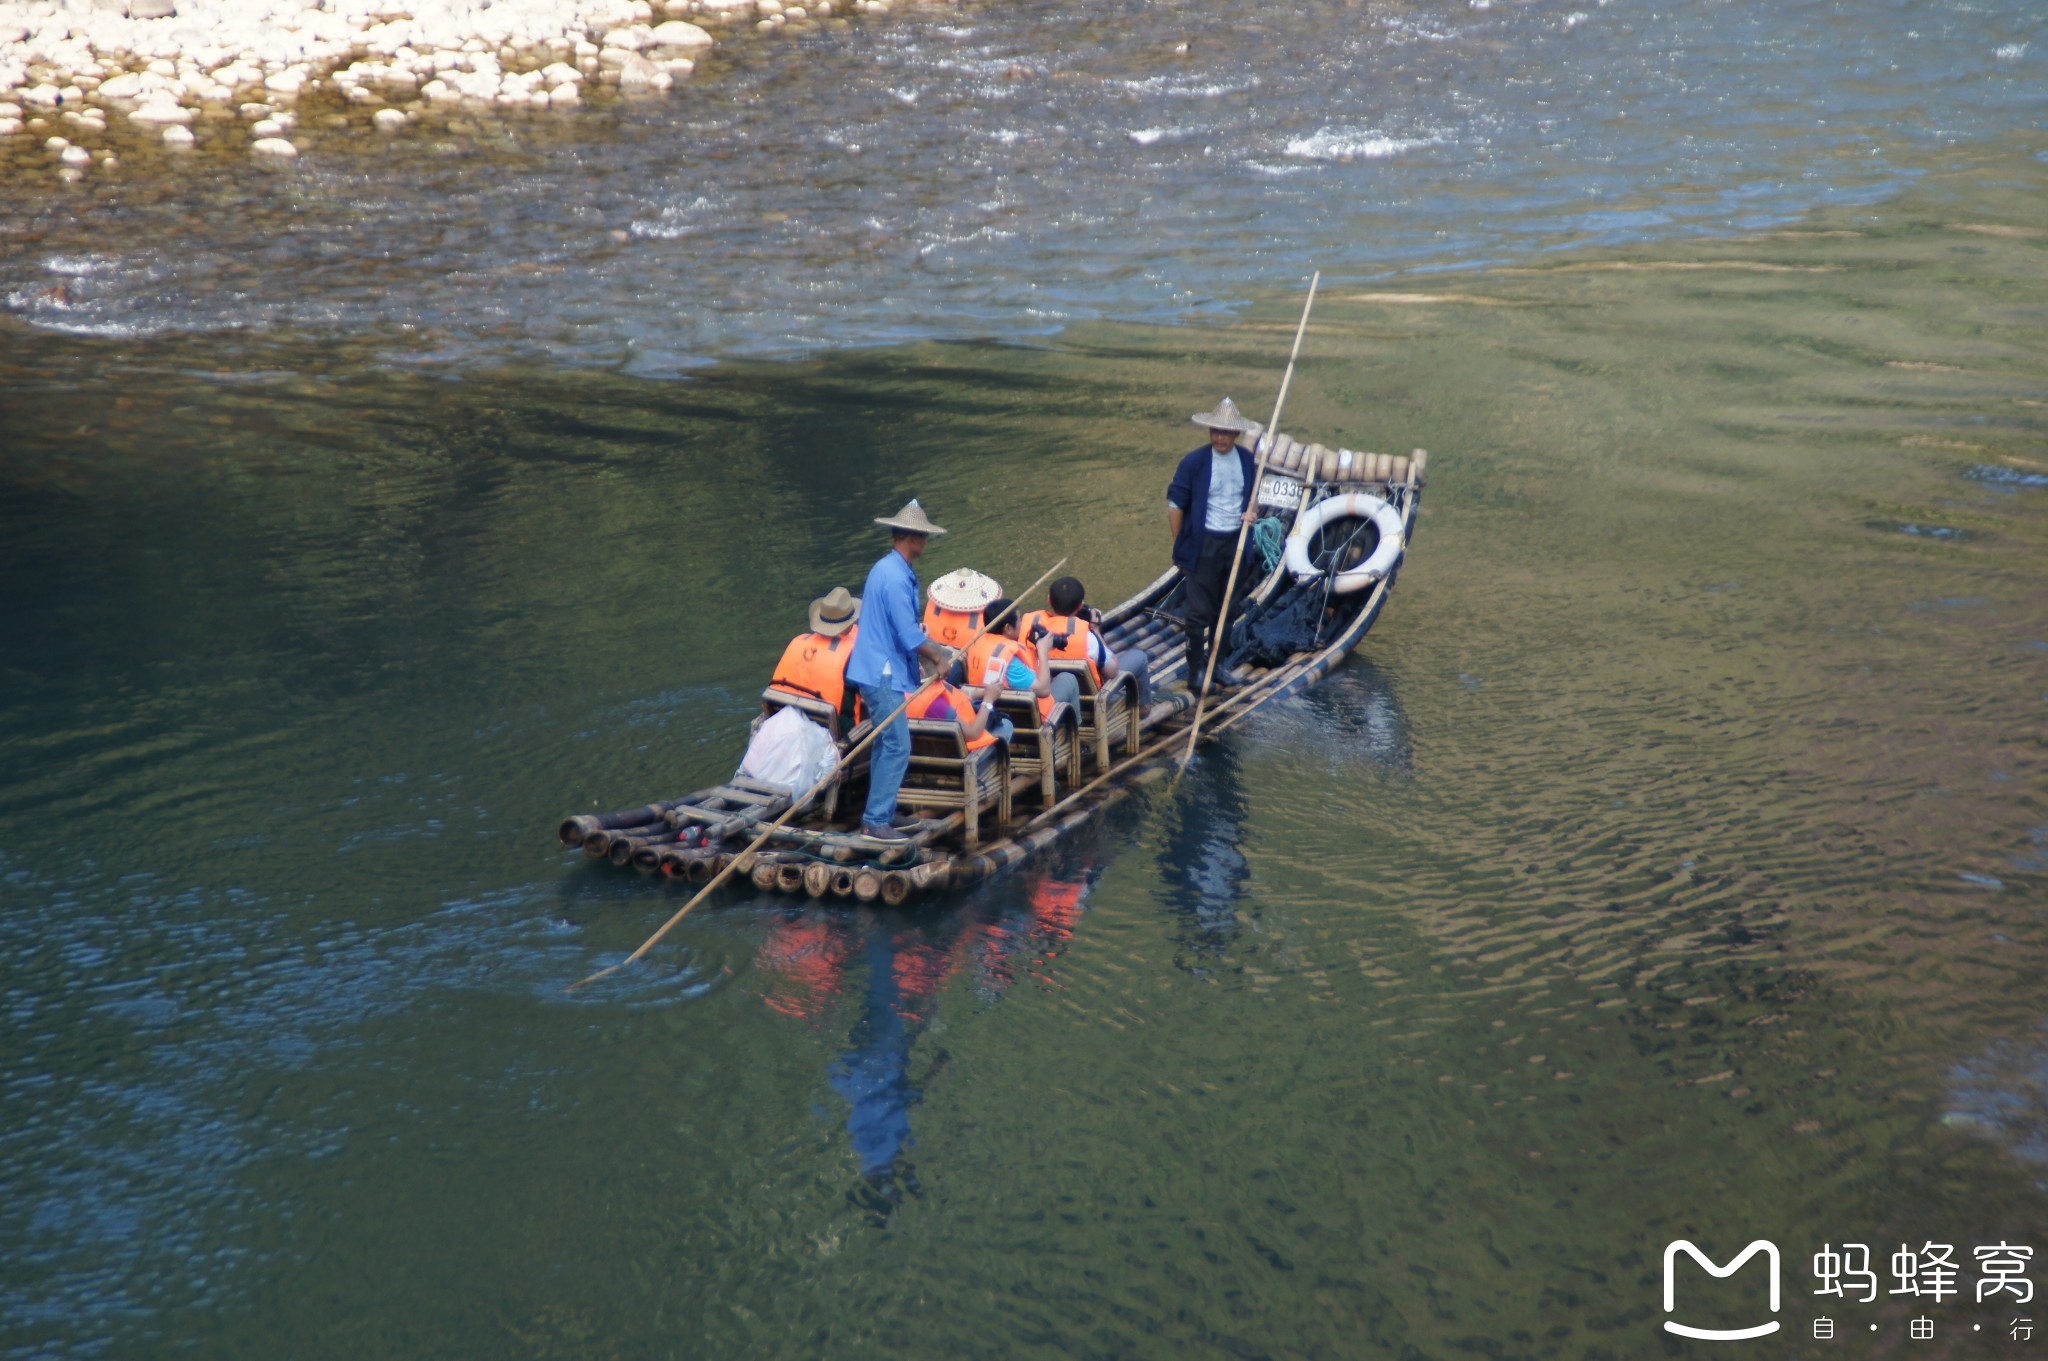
[768,626,860,721]
[906,681,998,751]
[922,599,983,650]
[1021,611,1100,684]
[966,633,1053,719]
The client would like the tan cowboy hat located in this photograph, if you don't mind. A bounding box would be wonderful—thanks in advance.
[874,498,947,537]
[808,586,861,637]
[928,567,1000,613]
[1191,396,1262,437]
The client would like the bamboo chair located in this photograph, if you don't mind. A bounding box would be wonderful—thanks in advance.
[993,693,1081,807]
[902,719,1011,848]
[756,688,869,823]
[1048,661,1141,775]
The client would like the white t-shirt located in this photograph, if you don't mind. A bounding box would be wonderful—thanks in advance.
[1204,449,1244,532]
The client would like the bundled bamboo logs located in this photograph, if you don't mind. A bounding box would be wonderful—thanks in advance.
[563,645,1339,905]
[1258,441,1428,488]
[559,800,681,849]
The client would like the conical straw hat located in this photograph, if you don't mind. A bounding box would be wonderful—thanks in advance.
[874,498,947,536]
[928,568,1000,612]
[1191,396,1260,435]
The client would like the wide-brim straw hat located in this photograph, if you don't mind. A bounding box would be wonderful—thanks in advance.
[928,568,1000,613]
[1191,396,1261,437]
[874,498,947,537]
[808,586,861,637]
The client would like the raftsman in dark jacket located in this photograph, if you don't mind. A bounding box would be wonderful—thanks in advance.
[1166,443,1257,574]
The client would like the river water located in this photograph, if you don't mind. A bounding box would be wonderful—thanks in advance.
[3,0,2047,1356]
[2,0,2041,369]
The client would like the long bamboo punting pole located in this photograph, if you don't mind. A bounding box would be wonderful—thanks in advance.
[569,555,1069,991]
[1178,271,1320,781]
[1007,641,1319,844]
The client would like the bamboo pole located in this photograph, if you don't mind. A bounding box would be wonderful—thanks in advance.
[570,554,1069,990]
[1012,644,1317,840]
[1177,272,1319,781]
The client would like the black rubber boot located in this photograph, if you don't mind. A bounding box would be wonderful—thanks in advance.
[1184,623,1208,692]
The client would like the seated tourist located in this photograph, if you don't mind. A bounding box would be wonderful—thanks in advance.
[766,586,863,734]
[967,596,1075,715]
[923,568,1001,654]
[906,671,1012,748]
[1022,576,1151,711]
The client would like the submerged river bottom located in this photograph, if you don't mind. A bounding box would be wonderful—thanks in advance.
[3,143,2047,1358]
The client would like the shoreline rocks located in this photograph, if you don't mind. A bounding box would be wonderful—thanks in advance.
[0,0,914,173]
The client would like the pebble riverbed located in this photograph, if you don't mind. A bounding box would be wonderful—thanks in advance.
[0,0,907,170]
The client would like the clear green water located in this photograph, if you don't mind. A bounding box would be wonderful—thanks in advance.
[3,144,2047,1358]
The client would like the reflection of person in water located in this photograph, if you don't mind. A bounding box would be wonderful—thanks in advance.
[1156,739,1252,960]
[753,868,1100,1200]
[828,925,934,1188]
[754,906,986,1195]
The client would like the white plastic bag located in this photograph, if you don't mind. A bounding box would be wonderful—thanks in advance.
[737,705,837,796]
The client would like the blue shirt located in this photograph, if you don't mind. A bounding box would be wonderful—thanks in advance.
[978,650,1039,692]
[845,549,929,695]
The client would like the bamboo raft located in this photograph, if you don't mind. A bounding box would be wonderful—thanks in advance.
[558,438,1426,903]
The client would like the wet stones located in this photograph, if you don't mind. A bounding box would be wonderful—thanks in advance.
[126,97,193,123]
[0,0,968,174]
[647,19,711,46]
[615,52,669,91]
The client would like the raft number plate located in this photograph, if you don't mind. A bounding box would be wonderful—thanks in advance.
[1259,473,1306,511]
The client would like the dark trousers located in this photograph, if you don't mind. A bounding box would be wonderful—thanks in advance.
[1182,531,1243,682]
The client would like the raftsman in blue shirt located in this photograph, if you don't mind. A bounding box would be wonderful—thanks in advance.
[845,550,930,695]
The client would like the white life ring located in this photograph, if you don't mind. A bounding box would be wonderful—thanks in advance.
[1283,492,1404,595]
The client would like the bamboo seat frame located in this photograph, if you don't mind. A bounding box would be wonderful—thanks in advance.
[1048,661,1141,775]
[993,692,1081,806]
[902,718,1012,849]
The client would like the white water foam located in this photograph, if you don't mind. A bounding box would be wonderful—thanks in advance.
[629,195,723,240]
[1114,74,1250,99]
[1994,42,2027,60]
[1282,128,1436,161]
[44,254,111,277]
[1382,17,1454,42]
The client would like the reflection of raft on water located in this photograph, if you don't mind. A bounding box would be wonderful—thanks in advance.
[558,438,1428,902]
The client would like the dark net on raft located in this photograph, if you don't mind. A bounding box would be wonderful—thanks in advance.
[1221,580,1333,671]
[1221,514,1383,671]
